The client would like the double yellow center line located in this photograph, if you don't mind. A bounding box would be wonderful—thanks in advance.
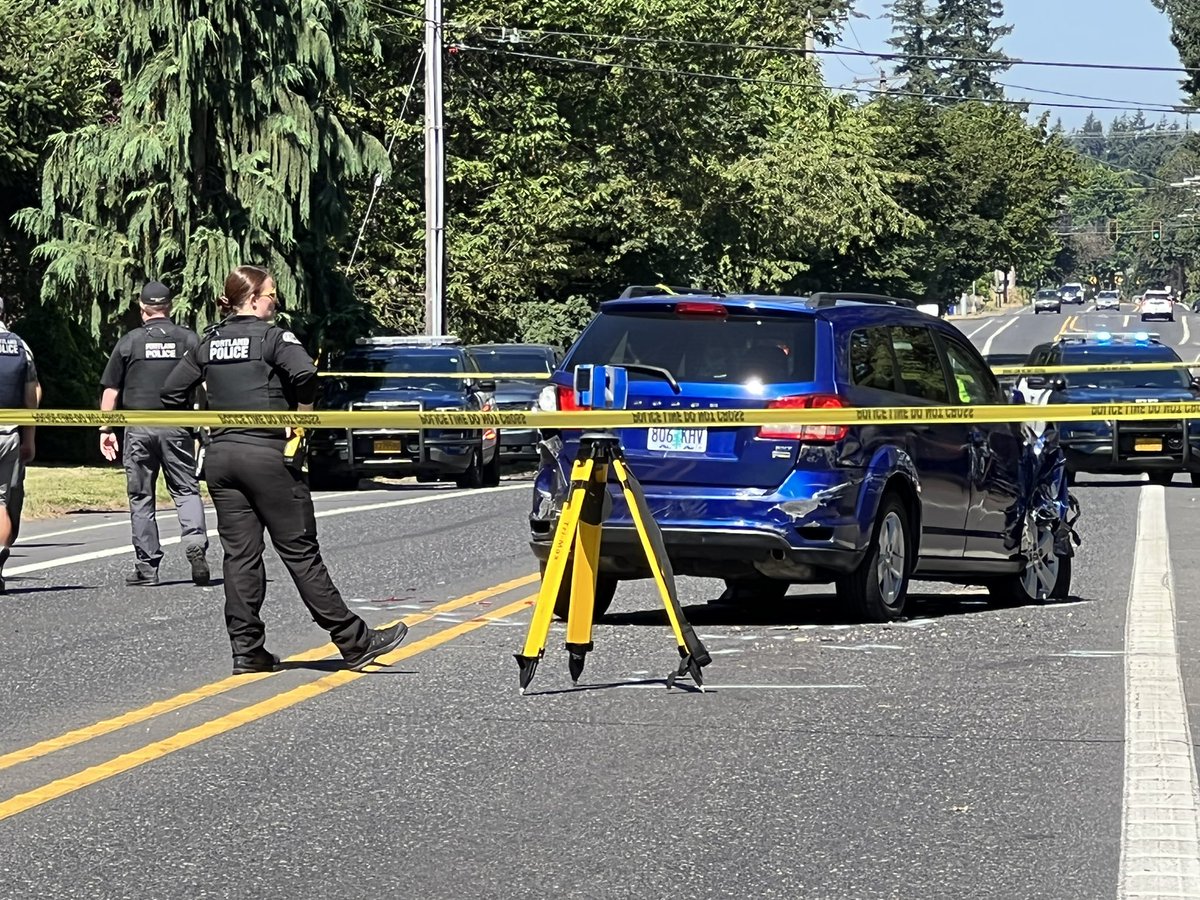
[0,573,539,822]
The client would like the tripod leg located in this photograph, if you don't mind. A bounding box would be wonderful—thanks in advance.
[565,462,608,684]
[613,459,712,690]
[515,458,594,693]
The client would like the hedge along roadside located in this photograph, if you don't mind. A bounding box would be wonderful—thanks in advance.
[18,403,1200,430]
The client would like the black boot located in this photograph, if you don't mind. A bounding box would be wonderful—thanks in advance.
[341,622,410,672]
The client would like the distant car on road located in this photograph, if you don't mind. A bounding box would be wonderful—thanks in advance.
[1095,290,1121,311]
[467,342,563,458]
[1058,282,1085,304]
[1018,331,1200,485]
[1140,290,1175,322]
[1033,288,1062,314]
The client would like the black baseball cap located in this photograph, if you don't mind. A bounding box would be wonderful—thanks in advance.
[139,281,171,305]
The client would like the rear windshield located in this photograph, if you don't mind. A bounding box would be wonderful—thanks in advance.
[567,312,816,384]
[469,349,553,375]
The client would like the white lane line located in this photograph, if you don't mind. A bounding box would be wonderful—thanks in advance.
[1118,485,1200,898]
[981,315,1019,356]
[1183,315,1191,346]
[4,483,528,577]
[964,320,995,339]
[21,487,393,541]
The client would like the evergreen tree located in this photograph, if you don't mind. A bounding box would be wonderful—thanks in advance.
[930,0,1013,100]
[886,0,938,95]
[14,0,388,346]
[1153,1,1200,102]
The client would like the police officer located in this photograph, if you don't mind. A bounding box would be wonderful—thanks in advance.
[160,265,407,675]
[99,281,210,586]
[0,296,40,593]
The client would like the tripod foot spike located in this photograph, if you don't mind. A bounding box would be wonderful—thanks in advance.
[514,652,541,694]
[566,643,591,684]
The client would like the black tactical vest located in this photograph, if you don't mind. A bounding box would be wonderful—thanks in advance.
[122,319,194,409]
[0,331,30,409]
[198,316,290,446]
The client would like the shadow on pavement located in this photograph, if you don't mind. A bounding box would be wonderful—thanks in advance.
[0,584,95,595]
[601,589,1098,629]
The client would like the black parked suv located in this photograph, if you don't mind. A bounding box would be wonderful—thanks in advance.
[308,336,500,491]
[467,343,563,458]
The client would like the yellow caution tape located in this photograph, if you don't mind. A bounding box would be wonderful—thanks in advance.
[317,371,550,380]
[16,402,1200,429]
[317,363,1199,380]
[993,360,1200,376]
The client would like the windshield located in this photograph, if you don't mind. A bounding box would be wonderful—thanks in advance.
[335,352,471,393]
[469,349,553,377]
[1098,292,1118,299]
[567,312,816,385]
[1065,357,1189,390]
[1035,290,1058,299]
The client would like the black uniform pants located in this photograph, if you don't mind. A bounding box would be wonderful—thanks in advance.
[204,440,370,658]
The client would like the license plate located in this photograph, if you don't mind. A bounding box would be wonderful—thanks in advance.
[373,439,404,453]
[646,427,707,453]
[1135,438,1162,452]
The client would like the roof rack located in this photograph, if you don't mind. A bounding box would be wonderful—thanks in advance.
[618,284,720,299]
[354,335,462,347]
[807,292,917,309]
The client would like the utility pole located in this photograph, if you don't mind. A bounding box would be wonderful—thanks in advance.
[424,0,446,336]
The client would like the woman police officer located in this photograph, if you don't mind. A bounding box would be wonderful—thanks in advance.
[161,265,407,674]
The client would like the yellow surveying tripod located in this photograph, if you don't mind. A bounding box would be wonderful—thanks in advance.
[514,432,712,693]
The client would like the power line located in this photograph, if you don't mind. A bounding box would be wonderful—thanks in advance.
[469,22,1200,81]
[461,42,1190,114]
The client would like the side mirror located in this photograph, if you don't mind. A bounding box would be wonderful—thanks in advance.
[1050,376,1068,392]
[476,379,497,393]
[1190,377,1200,394]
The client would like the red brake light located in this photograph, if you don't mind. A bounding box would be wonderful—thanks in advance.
[759,395,849,442]
[556,384,581,411]
[675,301,727,317]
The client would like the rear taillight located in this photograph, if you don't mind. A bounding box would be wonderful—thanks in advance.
[675,301,727,317]
[758,395,849,442]
[555,384,580,411]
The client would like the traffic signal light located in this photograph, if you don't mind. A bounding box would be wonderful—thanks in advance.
[1152,220,1163,241]
[1108,219,1118,241]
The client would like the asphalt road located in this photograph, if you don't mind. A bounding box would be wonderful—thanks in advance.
[1,305,1199,898]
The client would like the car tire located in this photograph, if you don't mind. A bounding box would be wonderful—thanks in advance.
[989,532,1072,605]
[454,449,485,489]
[542,560,618,622]
[1149,470,1174,485]
[307,465,358,492]
[1190,472,1200,487]
[836,493,911,622]
[718,576,790,604]
[482,448,502,487]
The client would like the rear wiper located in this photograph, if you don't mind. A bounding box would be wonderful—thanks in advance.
[620,363,682,394]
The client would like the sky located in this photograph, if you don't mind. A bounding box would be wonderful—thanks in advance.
[828,0,1192,132]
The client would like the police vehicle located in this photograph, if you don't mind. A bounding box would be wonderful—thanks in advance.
[307,336,500,491]
[1016,331,1200,485]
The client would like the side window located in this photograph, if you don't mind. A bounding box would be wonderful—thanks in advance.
[849,328,898,392]
[891,326,950,403]
[941,338,1001,405]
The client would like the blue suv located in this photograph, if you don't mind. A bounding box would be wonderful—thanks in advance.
[1018,332,1200,485]
[530,291,1070,621]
